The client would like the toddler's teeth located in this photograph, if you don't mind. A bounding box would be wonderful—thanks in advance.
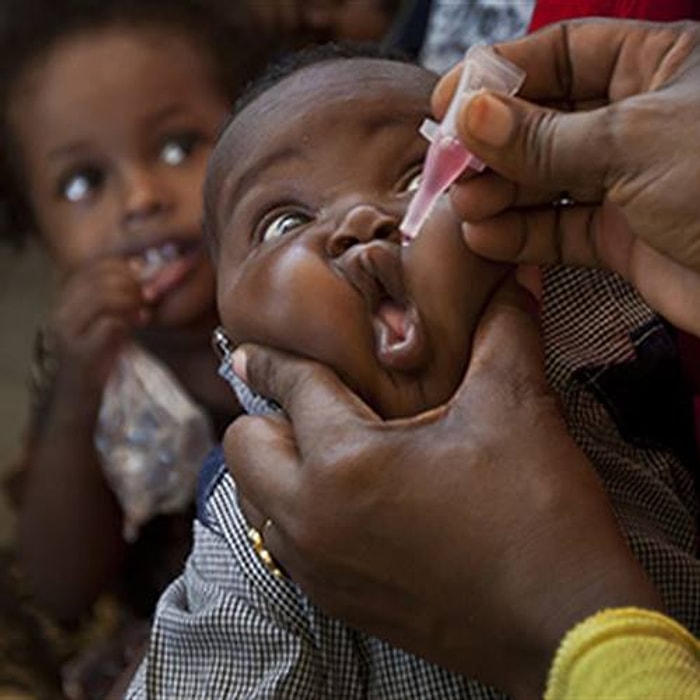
[144,248,162,265]
[138,257,160,282]
[161,242,179,261]
[138,244,178,281]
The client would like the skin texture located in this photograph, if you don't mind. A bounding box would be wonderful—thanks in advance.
[215,58,662,698]
[433,19,700,336]
[211,59,511,419]
[13,27,235,621]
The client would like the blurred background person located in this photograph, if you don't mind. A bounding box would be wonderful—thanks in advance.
[0,1,271,697]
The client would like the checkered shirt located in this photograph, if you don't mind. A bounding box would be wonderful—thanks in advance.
[126,267,699,699]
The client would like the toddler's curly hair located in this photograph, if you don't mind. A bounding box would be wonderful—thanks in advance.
[0,0,269,248]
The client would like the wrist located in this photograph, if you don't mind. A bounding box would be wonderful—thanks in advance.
[545,608,698,700]
[504,505,664,699]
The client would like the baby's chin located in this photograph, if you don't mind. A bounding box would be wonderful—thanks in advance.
[364,372,460,421]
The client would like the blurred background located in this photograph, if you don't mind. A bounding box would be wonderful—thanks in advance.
[0,243,51,546]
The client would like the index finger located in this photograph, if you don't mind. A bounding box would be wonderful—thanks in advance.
[498,19,699,100]
[451,278,551,416]
[233,343,379,452]
[433,19,692,116]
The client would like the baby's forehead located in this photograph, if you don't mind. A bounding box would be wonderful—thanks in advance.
[208,58,435,202]
[235,57,433,140]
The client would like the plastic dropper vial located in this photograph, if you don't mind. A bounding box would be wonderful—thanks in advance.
[400,46,526,244]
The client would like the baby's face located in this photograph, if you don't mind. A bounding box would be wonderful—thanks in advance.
[9,27,230,327]
[210,59,513,419]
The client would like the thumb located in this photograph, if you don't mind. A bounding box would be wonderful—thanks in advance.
[456,280,550,410]
[457,91,613,203]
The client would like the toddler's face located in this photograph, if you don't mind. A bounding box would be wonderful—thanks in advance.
[9,28,230,327]
[307,0,398,42]
[209,59,513,419]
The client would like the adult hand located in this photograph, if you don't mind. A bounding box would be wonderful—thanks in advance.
[433,19,700,336]
[225,283,662,699]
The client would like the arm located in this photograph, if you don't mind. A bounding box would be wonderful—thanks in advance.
[18,259,146,621]
[433,19,700,336]
[545,608,700,700]
[19,369,127,622]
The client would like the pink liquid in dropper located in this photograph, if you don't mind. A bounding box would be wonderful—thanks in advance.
[400,133,474,243]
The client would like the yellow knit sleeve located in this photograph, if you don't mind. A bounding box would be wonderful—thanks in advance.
[545,607,700,700]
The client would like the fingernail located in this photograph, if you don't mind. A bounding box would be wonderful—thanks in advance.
[231,348,248,382]
[465,93,514,148]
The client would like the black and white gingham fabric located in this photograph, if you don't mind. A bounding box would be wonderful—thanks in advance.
[127,266,699,699]
[218,353,281,417]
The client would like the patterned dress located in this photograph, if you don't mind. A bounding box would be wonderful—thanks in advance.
[419,0,536,73]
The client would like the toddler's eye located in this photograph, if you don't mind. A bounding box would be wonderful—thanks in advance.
[160,133,200,166]
[60,168,104,203]
[262,211,311,242]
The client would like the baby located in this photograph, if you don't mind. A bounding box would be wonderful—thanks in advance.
[208,56,511,421]
[128,45,699,698]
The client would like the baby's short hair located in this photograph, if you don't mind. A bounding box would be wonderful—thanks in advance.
[204,41,417,254]
[231,41,414,121]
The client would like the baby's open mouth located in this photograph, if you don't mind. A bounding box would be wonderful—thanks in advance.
[373,298,422,370]
[340,242,425,371]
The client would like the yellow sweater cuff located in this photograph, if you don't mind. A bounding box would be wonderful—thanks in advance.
[545,607,700,700]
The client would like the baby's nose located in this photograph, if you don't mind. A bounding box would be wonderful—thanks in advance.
[327,204,400,257]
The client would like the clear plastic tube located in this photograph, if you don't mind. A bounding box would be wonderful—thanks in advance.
[400,46,526,243]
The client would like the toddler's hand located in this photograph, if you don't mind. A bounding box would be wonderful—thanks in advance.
[47,257,148,399]
[434,19,700,336]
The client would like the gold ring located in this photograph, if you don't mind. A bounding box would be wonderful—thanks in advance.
[247,522,283,579]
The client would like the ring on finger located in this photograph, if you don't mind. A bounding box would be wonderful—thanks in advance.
[247,520,283,579]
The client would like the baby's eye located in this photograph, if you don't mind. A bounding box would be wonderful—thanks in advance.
[59,167,104,203]
[400,168,423,194]
[160,132,201,166]
[262,211,311,242]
